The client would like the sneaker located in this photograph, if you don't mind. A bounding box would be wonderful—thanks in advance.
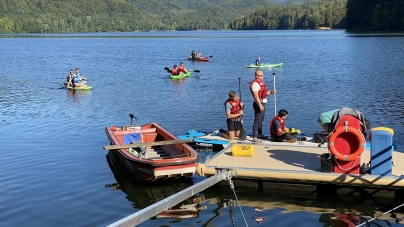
[211,130,220,136]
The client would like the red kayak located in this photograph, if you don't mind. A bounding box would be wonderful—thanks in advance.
[187,57,209,62]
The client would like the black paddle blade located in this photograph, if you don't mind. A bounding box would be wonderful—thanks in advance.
[239,126,246,141]
[164,67,169,71]
[193,70,200,73]
[209,55,213,58]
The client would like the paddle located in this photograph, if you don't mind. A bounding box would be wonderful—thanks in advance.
[273,73,276,117]
[238,77,246,141]
[164,67,200,73]
[103,139,195,150]
[209,55,213,58]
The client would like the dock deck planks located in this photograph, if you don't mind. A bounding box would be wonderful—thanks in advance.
[196,143,404,189]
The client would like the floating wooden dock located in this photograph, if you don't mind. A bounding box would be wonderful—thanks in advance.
[196,143,404,189]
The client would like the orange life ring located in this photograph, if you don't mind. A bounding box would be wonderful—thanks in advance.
[328,126,365,161]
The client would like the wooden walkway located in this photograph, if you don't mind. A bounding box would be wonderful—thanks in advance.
[196,143,404,189]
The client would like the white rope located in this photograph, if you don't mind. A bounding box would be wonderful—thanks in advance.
[227,176,249,227]
[356,202,404,227]
[334,157,358,171]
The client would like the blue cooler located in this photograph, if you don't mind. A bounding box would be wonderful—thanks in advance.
[370,127,394,176]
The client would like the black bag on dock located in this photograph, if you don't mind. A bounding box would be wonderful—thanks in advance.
[320,153,333,172]
[314,131,329,144]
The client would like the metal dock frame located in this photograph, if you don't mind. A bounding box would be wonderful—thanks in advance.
[107,169,235,227]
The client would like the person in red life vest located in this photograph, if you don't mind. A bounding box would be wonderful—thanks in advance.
[250,70,276,141]
[178,62,188,74]
[171,64,179,75]
[270,109,297,143]
[221,91,244,140]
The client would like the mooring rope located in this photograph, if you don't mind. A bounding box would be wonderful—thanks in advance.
[356,202,404,227]
[227,175,249,227]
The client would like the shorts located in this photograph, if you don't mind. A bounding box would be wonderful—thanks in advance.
[227,119,241,132]
[271,133,297,142]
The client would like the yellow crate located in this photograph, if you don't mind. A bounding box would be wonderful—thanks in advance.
[231,144,254,157]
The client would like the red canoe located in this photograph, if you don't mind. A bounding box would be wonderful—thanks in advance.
[104,122,198,181]
[187,57,209,61]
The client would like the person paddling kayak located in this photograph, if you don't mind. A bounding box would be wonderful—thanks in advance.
[255,56,261,66]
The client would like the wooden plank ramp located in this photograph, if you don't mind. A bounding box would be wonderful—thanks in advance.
[196,144,404,189]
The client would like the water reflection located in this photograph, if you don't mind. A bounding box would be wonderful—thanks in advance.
[105,150,206,220]
[198,182,404,227]
[66,89,92,99]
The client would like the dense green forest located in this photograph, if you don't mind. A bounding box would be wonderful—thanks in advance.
[345,0,404,31]
[0,0,330,33]
[229,0,347,29]
[0,0,403,33]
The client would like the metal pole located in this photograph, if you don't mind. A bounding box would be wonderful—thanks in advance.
[273,73,276,117]
[107,170,234,227]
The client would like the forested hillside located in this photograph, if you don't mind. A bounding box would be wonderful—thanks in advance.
[346,0,404,31]
[0,0,148,32]
[230,0,347,30]
[1,0,401,33]
[0,0,322,33]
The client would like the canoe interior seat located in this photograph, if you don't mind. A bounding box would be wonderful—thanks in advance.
[141,133,158,143]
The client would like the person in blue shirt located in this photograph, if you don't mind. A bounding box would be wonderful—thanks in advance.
[75,68,86,81]
[255,56,261,66]
[68,69,86,87]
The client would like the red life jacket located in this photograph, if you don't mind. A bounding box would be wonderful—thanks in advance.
[171,68,179,75]
[249,79,268,100]
[225,98,241,120]
[178,65,185,72]
[270,116,285,136]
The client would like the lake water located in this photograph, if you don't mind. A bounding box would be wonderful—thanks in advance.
[1,30,404,227]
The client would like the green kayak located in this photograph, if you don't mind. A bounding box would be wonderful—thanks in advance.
[170,70,192,79]
[245,63,284,68]
[61,84,93,90]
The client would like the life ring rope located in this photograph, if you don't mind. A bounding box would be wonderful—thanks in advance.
[334,157,359,171]
[328,126,365,161]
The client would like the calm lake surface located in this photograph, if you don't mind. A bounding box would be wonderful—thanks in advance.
[1,30,404,227]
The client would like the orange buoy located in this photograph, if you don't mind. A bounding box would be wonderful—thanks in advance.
[328,126,365,161]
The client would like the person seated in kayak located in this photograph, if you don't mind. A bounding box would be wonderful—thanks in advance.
[69,70,87,87]
[171,65,179,75]
[75,68,86,81]
[255,56,261,66]
[221,91,244,141]
[196,50,203,59]
[190,50,196,59]
[66,69,74,87]
[270,109,297,143]
[178,62,188,74]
